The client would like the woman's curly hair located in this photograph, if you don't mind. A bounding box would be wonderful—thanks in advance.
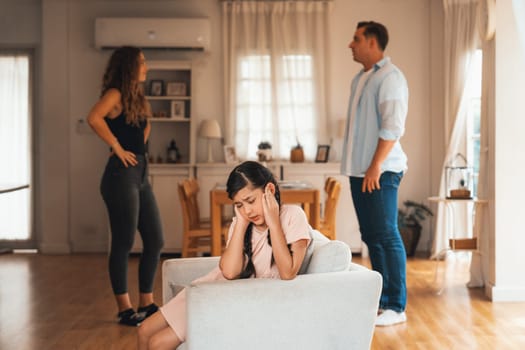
[101,46,151,125]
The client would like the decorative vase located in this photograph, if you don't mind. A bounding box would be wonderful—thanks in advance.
[257,141,272,162]
[290,144,304,163]
[256,149,272,162]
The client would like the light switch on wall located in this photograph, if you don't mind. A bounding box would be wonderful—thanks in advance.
[76,118,93,135]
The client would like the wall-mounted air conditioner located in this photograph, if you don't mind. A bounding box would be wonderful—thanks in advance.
[94,17,210,51]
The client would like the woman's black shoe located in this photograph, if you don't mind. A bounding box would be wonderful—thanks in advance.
[137,303,159,319]
[117,308,144,327]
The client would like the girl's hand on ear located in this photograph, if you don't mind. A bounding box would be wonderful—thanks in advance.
[262,184,280,229]
[234,205,250,232]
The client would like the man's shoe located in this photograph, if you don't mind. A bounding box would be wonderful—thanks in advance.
[375,309,407,326]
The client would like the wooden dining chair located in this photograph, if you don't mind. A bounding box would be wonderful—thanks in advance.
[178,178,228,257]
[319,177,341,240]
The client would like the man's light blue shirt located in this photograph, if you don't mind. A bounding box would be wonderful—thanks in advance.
[341,57,408,177]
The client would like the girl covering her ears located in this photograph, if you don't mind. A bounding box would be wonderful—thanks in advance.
[138,161,312,349]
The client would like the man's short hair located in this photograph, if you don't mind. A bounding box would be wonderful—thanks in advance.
[357,21,389,51]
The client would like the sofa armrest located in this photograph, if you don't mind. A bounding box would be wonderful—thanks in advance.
[348,262,371,272]
[185,269,382,350]
[162,257,220,304]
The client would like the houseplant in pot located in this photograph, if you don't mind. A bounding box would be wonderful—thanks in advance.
[398,200,433,257]
[256,141,272,162]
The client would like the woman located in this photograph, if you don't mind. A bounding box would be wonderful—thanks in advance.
[87,46,164,326]
[137,161,311,349]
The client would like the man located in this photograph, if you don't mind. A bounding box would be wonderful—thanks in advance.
[341,21,408,326]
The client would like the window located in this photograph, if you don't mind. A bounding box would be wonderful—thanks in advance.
[0,53,32,242]
[465,49,482,196]
[235,54,317,160]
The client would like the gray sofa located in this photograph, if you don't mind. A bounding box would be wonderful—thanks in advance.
[162,231,382,350]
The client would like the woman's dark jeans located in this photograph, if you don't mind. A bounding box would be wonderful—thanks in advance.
[101,155,164,295]
[350,171,407,312]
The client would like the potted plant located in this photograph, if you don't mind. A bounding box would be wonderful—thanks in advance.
[398,200,433,257]
[256,141,272,162]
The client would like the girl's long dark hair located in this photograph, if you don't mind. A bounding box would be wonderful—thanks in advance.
[101,46,151,125]
[226,161,281,279]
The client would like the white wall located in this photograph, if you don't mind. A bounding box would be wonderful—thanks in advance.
[39,0,71,252]
[0,0,41,45]
[2,0,439,253]
[489,0,525,301]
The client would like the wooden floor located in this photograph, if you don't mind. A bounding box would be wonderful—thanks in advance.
[1,252,525,350]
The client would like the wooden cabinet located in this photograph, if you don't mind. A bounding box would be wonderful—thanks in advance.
[146,61,195,166]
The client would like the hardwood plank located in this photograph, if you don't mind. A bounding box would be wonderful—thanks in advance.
[1,252,525,349]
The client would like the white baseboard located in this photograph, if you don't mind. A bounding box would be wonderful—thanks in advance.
[71,242,109,253]
[486,282,525,302]
[73,243,181,254]
[38,242,71,254]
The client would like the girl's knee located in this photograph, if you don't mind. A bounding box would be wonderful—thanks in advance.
[147,326,181,350]
[137,320,154,342]
[148,333,169,350]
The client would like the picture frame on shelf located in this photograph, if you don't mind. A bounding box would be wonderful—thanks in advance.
[149,80,163,96]
[170,101,185,119]
[166,82,187,96]
[315,145,330,163]
[224,145,238,164]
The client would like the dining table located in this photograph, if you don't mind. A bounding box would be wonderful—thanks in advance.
[209,181,320,256]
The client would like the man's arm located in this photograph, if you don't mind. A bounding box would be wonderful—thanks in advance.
[363,70,408,192]
[362,138,396,193]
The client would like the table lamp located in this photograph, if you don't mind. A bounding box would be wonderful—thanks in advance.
[198,119,222,162]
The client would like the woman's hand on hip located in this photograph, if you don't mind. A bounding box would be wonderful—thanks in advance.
[112,142,137,167]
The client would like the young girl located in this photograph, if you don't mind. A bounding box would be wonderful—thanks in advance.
[87,46,164,326]
[138,161,311,349]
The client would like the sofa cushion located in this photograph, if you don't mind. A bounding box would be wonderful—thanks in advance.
[306,240,352,274]
[298,229,329,274]
[168,282,185,300]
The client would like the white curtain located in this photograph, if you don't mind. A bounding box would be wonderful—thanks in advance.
[0,54,31,240]
[432,0,479,258]
[222,0,332,160]
[468,37,493,287]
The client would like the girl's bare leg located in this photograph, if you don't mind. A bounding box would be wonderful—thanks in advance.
[138,311,181,350]
[149,327,181,350]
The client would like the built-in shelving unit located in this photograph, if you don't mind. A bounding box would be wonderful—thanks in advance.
[145,60,195,166]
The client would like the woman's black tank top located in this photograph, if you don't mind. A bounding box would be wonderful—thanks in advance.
[105,113,147,155]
